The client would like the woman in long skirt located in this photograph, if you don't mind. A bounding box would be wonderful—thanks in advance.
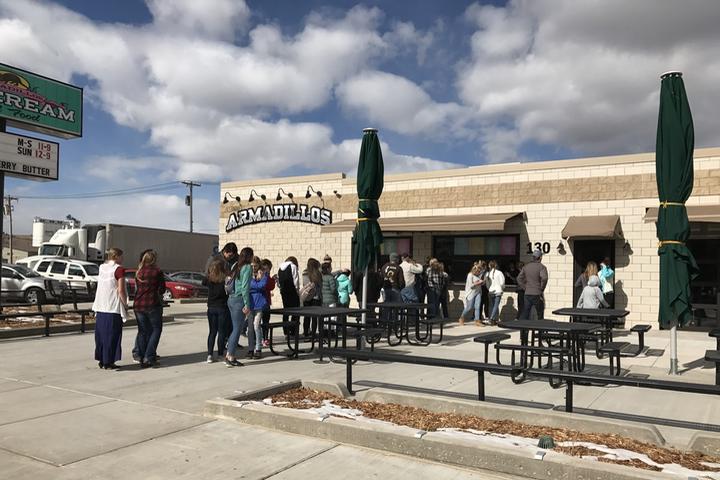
[92,248,128,370]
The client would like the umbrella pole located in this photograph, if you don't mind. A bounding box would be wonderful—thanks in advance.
[360,266,368,350]
[669,321,678,375]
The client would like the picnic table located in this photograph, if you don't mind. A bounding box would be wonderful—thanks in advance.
[366,302,441,345]
[552,307,630,344]
[269,306,369,359]
[497,319,603,385]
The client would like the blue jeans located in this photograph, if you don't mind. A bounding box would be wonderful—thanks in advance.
[248,309,264,352]
[135,306,163,363]
[207,306,230,356]
[461,293,481,321]
[227,296,247,358]
[401,286,418,303]
[520,294,544,320]
[489,294,502,321]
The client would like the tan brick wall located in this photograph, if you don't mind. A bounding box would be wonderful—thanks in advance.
[218,151,720,324]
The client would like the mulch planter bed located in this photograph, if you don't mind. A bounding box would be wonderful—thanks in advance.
[270,387,720,474]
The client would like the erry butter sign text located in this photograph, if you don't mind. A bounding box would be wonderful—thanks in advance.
[226,203,332,232]
[0,132,58,181]
[0,63,83,139]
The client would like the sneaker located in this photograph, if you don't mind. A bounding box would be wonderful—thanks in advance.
[481,319,493,326]
[254,350,262,359]
[246,350,255,359]
[262,339,269,347]
[206,355,214,363]
[132,354,141,364]
[224,358,235,367]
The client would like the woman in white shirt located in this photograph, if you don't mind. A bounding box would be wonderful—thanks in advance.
[92,248,128,370]
[484,260,506,325]
[459,263,482,326]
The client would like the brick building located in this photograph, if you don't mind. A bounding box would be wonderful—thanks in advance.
[219,147,720,328]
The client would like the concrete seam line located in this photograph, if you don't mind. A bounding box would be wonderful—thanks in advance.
[0,399,116,428]
[258,444,340,480]
[56,420,215,467]
[0,444,63,468]
[42,384,205,418]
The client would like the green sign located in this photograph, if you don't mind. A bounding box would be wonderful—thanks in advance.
[0,63,82,139]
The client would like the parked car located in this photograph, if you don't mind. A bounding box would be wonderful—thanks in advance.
[124,268,197,301]
[29,257,99,293]
[166,271,208,296]
[1,264,64,304]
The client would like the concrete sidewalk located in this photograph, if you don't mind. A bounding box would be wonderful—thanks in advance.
[0,302,717,479]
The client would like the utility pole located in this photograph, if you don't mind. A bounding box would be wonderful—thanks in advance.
[4,196,17,262]
[182,181,201,233]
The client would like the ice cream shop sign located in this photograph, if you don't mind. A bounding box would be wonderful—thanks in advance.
[225,203,333,232]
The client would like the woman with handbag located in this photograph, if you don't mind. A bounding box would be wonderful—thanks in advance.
[300,258,322,338]
[92,248,128,370]
[133,250,166,367]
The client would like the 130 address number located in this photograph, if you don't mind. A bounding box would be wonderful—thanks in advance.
[526,242,551,255]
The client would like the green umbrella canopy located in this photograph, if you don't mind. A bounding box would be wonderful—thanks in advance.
[352,128,384,273]
[655,72,700,328]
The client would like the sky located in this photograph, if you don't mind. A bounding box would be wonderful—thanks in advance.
[1,0,720,235]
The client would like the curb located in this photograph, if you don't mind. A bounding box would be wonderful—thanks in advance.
[0,316,175,339]
[205,398,671,480]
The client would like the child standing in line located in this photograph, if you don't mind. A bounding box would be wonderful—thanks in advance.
[336,268,353,308]
[260,258,275,347]
[577,275,609,309]
[248,257,269,359]
[321,262,338,307]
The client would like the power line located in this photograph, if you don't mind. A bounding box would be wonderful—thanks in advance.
[13,181,184,200]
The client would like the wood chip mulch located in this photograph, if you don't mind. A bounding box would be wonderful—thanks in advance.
[555,445,663,472]
[270,387,720,473]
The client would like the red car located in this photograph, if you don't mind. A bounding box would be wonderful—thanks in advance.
[123,269,197,301]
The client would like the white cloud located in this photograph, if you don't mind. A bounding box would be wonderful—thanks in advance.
[9,194,217,236]
[147,0,250,41]
[337,70,473,137]
[458,0,720,159]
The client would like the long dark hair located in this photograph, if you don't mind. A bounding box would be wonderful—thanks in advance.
[232,247,254,276]
[306,258,322,284]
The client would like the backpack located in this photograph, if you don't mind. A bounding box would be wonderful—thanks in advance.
[224,262,237,295]
[299,282,317,304]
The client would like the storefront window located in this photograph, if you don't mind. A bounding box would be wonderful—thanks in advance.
[688,222,720,328]
[433,235,519,283]
[379,237,413,266]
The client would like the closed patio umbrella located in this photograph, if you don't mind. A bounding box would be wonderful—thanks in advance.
[655,71,700,374]
[352,128,384,325]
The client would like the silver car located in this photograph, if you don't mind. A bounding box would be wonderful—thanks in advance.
[1,264,62,304]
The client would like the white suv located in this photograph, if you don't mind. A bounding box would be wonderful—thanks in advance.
[32,258,99,290]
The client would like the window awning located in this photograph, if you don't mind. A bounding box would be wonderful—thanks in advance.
[320,212,524,233]
[561,215,623,240]
[644,205,720,223]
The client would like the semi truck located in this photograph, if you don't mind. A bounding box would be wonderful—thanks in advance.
[21,221,218,272]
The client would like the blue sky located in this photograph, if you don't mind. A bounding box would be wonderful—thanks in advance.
[1,0,719,235]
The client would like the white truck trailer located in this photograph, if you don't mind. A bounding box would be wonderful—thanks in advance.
[26,222,217,272]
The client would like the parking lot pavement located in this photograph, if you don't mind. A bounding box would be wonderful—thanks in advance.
[0,301,716,478]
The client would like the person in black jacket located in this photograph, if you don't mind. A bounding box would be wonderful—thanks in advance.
[277,256,300,336]
[203,258,230,362]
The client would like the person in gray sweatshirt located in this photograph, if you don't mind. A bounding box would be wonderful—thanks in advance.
[517,249,549,320]
[576,275,608,309]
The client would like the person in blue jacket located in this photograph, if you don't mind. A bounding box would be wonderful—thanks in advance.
[248,257,269,359]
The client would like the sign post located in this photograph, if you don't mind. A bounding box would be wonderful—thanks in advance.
[0,64,82,309]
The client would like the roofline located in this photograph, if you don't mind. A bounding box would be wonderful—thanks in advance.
[219,147,720,189]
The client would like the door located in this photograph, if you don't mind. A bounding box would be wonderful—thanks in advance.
[572,240,616,308]
[47,261,68,280]
[67,264,86,289]
[1,267,22,296]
